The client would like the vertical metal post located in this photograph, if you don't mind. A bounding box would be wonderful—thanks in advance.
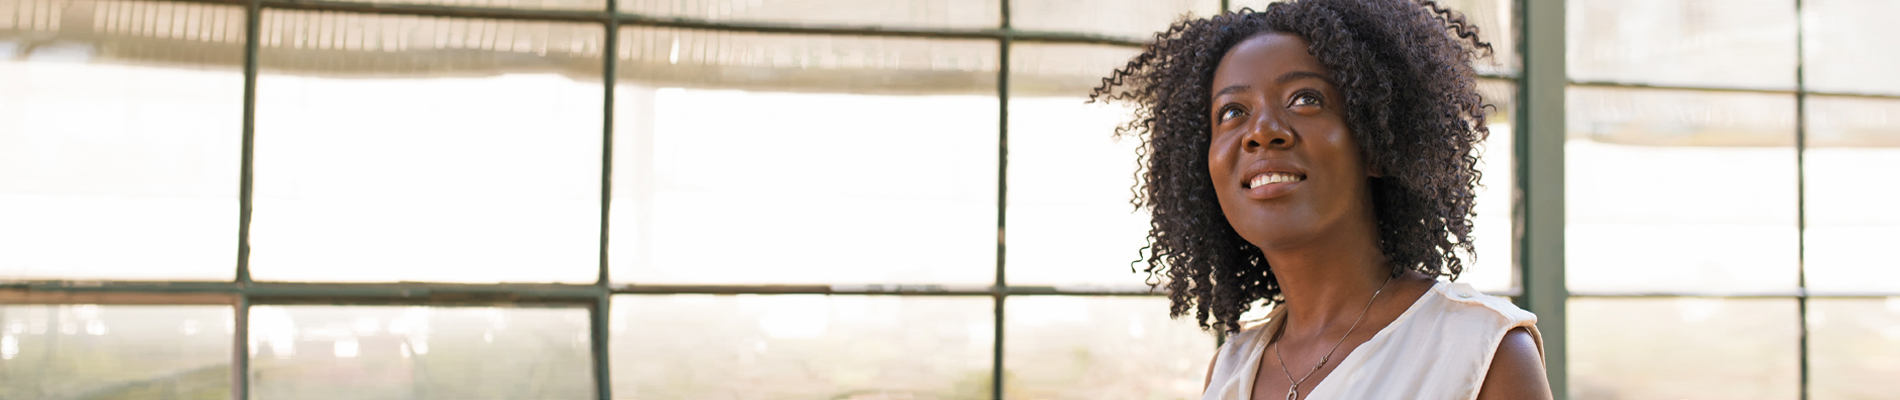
[1792,1,1811,399]
[234,1,261,399]
[993,2,1012,399]
[598,0,618,295]
[233,296,250,400]
[591,295,613,400]
[1515,0,1565,398]
[237,0,258,289]
[596,2,620,399]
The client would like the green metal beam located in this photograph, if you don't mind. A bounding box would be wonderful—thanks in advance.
[234,1,262,397]
[993,0,1013,397]
[594,0,619,397]
[1517,0,1567,398]
[1793,1,1812,399]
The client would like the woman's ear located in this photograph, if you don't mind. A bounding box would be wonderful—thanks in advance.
[1366,161,1386,178]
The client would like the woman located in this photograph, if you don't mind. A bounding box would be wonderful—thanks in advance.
[1090,1,1551,399]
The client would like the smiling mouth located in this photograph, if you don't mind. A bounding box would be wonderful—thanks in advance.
[1243,172,1305,189]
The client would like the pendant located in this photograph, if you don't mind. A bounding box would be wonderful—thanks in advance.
[1286,387,1298,400]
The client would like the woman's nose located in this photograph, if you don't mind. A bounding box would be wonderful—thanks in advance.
[1243,112,1295,151]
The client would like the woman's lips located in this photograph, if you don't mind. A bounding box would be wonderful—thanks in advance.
[1242,171,1304,200]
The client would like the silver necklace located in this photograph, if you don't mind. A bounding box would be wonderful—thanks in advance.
[1272,275,1393,400]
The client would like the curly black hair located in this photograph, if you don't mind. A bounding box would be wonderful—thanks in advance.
[1090,0,1494,333]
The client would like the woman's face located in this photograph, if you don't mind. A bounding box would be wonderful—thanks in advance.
[1207,32,1375,251]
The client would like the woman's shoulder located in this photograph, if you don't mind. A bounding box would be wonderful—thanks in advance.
[1313,281,1543,399]
[1423,281,1538,327]
[1400,280,1546,368]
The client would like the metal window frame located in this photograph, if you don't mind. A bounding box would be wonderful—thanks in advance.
[55,0,1900,399]
[1532,0,1900,399]
[1517,0,1566,397]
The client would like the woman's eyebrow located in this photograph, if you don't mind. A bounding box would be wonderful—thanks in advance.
[1213,84,1251,98]
[1276,70,1331,86]
[1212,71,1331,99]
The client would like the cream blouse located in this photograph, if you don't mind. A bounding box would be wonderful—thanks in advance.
[1202,281,1542,400]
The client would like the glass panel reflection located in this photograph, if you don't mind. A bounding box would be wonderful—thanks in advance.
[0,0,243,281]
[1568,297,1799,400]
[1565,87,1798,293]
[0,305,232,400]
[1008,42,1141,98]
[1005,43,1149,288]
[1803,96,1900,293]
[1462,79,1517,293]
[620,0,999,29]
[1568,0,1797,89]
[1012,0,1219,40]
[611,28,999,285]
[610,295,994,399]
[247,305,591,400]
[1804,0,1900,95]
[249,11,603,283]
[1003,296,1214,400]
[1807,298,1900,400]
[614,26,1000,93]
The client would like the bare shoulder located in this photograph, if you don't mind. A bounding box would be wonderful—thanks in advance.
[1476,327,1552,400]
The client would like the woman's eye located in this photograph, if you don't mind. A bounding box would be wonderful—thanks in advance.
[1291,92,1322,107]
[1219,107,1246,122]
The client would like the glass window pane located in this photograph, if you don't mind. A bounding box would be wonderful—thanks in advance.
[248,305,591,400]
[1568,297,1800,400]
[1808,298,1900,400]
[1805,0,1900,96]
[1463,79,1517,293]
[249,12,603,283]
[611,28,999,285]
[0,0,243,281]
[1565,87,1798,294]
[1012,0,1219,40]
[1568,0,1797,90]
[1003,296,1214,399]
[1228,0,1518,75]
[620,0,998,29]
[0,305,233,399]
[1005,43,1148,288]
[1803,96,1900,293]
[609,295,993,398]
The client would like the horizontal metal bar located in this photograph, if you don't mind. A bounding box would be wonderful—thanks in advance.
[142,0,1147,46]
[1,281,241,293]
[1570,80,1900,100]
[0,281,605,305]
[613,284,993,295]
[1570,290,1900,298]
[0,289,237,305]
[243,283,604,305]
[617,15,1145,46]
[4,280,1536,298]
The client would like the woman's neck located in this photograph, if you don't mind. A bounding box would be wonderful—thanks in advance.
[1258,212,1396,339]
[1267,248,1390,336]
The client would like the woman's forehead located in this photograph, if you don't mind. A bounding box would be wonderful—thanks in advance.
[1212,32,1336,93]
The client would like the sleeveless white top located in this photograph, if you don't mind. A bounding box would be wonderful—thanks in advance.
[1202,281,1542,400]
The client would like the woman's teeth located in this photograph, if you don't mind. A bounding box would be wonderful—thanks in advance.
[1246,172,1303,189]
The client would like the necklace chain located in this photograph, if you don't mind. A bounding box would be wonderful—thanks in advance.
[1272,275,1394,400]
